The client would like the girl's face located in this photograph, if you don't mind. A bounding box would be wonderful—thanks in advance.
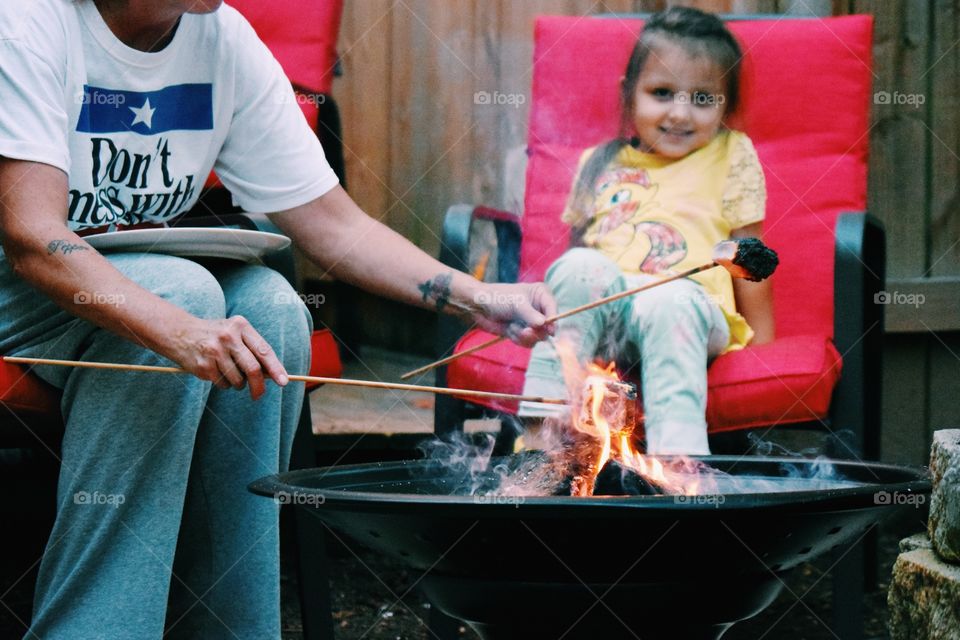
[630,40,728,159]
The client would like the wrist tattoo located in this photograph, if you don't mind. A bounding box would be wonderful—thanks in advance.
[47,240,89,255]
[418,272,453,312]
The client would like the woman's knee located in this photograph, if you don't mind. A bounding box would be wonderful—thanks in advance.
[108,254,226,320]
[222,267,312,356]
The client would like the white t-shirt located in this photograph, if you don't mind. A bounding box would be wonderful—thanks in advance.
[0,0,339,231]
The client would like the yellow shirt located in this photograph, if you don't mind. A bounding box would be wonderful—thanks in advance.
[562,130,766,351]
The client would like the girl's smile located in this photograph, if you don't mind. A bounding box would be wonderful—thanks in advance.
[631,40,728,159]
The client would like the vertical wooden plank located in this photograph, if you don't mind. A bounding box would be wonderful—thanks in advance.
[779,0,832,16]
[471,0,502,209]
[297,1,395,282]
[334,0,394,222]
[928,0,960,277]
[389,0,477,255]
[882,337,931,465]
[927,333,960,446]
[727,0,777,13]
[858,0,931,278]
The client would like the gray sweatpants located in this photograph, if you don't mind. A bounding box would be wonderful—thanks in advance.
[0,252,311,640]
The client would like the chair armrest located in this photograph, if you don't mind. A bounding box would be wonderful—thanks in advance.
[438,204,522,283]
[435,204,521,387]
[831,211,885,459]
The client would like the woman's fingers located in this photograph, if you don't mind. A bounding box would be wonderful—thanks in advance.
[474,283,557,346]
[185,316,287,400]
[241,325,288,399]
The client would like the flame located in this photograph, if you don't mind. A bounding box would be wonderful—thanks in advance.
[556,341,704,497]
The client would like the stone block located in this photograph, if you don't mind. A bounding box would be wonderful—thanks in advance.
[901,532,934,553]
[888,547,960,640]
[929,429,960,563]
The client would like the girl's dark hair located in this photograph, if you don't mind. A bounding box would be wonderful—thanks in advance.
[570,7,743,218]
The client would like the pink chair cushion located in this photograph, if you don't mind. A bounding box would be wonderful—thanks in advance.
[448,14,872,430]
[447,329,841,432]
[306,328,342,389]
[0,361,61,420]
[228,0,343,96]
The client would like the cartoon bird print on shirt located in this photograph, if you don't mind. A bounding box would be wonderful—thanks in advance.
[590,168,687,274]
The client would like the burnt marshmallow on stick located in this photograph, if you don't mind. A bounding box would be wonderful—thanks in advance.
[712,237,779,282]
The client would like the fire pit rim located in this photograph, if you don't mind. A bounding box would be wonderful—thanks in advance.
[250,455,931,513]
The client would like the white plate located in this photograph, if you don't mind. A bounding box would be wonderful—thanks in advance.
[86,228,291,262]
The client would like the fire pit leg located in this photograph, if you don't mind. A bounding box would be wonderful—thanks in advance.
[289,409,336,640]
[831,541,865,640]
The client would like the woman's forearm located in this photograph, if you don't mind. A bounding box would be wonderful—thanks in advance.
[0,160,199,360]
[272,186,483,315]
[6,225,200,355]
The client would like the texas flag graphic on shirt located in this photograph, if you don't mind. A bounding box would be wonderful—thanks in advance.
[76,84,213,135]
[68,83,214,229]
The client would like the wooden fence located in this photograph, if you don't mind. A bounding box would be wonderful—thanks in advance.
[321,0,959,465]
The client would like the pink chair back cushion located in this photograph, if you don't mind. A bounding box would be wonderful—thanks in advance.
[228,0,343,96]
[206,1,344,187]
[519,15,873,341]
[448,14,870,429]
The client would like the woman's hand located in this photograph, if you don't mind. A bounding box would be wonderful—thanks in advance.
[468,282,557,347]
[166,315,289,400]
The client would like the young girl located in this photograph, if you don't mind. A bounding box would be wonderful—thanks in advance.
[519,7,775,455]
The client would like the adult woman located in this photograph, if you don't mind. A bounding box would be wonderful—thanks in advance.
[0,1,554,637]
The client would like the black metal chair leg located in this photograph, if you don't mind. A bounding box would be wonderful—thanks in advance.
[290,398,335,640]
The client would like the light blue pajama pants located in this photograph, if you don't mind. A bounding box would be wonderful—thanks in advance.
[519,248,729,455]
[0,253,311,640]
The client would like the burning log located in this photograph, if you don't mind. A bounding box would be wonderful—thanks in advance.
[594,459,666,496]
[556,374,638,496]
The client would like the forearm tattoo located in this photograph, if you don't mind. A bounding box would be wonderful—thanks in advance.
[47,240,89,255]
[418,272,453,312]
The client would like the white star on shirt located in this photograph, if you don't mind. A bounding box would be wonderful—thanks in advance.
[129,98,156,129]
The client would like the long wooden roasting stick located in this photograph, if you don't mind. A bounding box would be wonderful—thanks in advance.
[1,356,568,405]
[400,238,779,381]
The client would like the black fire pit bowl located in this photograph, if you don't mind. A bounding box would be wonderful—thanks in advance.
[250,455,929,640]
